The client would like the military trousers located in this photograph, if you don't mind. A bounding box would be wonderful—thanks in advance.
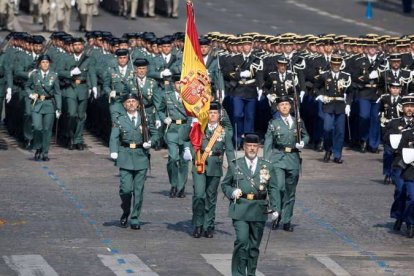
[323,112,345,159]
[32,111,54,156]
[358,99,380,150]
[403,180,414,225]
[391,168,406,220]
[166,142,188,191]
[23,94,33,141]
[119,168,147,226]
[65,97,88,144]
[383,144,393,177]
[191,173,220,231]
[274,167,299,224]
[232,96,256,147]
[231,219,265,276]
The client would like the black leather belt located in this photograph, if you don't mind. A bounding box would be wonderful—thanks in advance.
[241,193,266,200]
[202,151,223,156]
[120,142,143,149]
[172,119,187,125]
[73,79,87,84]
[275,146,300,153]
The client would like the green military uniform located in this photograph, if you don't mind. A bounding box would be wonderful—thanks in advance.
[25,60,62,160]
[191,115,235,237]
[136,76,160,126]
[157,81,191,197]
[57,41,97,148]
[221,144,280,276]
[0,53,7,122]
[264,113,309,228]
[109,94,159,228]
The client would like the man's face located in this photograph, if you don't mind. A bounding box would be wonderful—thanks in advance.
[119,43,129,50]
[330,63,341,73]
[390,60,401,70]
[161,43,172,55]
[33,43,44,54]
[200,45,210,56]
[123,99,139,113]
[244,142,259,160]
[389,86,401,96]
[403,104,414,117]
[366,46,377,56]
[151,44,159,54]
[241,43,252,55]
[208,110,219,124]
[128,39,137,48]
[117,55,129,67]
[277,101,291,116]
[324,44,333,54]
[40,60,50,71]
[73,42,84,54]
[282,44,293,54]
[135,66,147,78]
[277,63,287,73]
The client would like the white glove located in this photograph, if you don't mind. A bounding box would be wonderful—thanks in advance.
[315,95,324,102]
[29,93,38,100]
[160,69,172,78]
[70,67,81,76]
[71,0,76,6]
[267,93,277,103]
[221,90,225,100]
[183,147,192,161]
[299,91,305,103]
[5,89,12,103]
[345,105,351,116]
[143,141,151,149]
[110,152,118,160]
[240,70,251,78]
[155,120,161,129]
[257,89,263,101]
[369,70,379,79]
[50,2,56,9]
[191,117,199,127]
[271,211,279,221]
[344,93,347,103]
[55,110,61,119]
[164,117,172,125]
[28,69,36,78]
[92,87,98,99]
[109,90,116,99]
[295,141,304,149]
[232,188,242,199]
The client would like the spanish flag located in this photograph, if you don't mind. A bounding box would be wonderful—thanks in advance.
[180,0,211,151]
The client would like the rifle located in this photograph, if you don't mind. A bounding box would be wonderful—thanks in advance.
[289,62,302,144]
[0,37,12,54]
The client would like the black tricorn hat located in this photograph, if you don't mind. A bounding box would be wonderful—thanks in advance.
[133,58,149,67]
[38,54,51,62]
[210,101,221,110]
[276,95,292,104]
[115,48,129,57]
[244,133,260,144]
[123,93,139,102]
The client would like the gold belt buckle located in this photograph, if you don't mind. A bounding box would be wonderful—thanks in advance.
[75,79,81,85]
[176,119,182,125]
[40,95,46,101]
[285,147,292,153]
[129,143,136,149]
[246,193,254,200]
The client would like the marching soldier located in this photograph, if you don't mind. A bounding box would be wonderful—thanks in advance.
[314,55,352,163]
[122,0,138,20]
[393,97,414,238]
[221,133,280,276]
[109,93,159,229]
[104,49,135,122]
[378,53,413,95]
[379,82,403,184]
[50,0,72,33]
[0,0,16,31]
[263,95,309,231]
[57,37,97,150]
[157,75,191,198]
[25,55,62,161]
[191,102,235,239]
[77,0,95,32]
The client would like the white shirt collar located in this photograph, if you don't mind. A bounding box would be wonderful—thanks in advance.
[138,76,146,84]
[281,115,293,127]
[74,53,82,60]
[162,53,171,62]
[42,70,49,77]
[245,156,258,172]
[127,111,139,124]
[208,123,218,130]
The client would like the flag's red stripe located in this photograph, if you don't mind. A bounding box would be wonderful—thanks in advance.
[186,2,204,64]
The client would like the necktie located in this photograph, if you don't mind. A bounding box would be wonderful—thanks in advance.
[121,68,125,76]
[131,116,136,127]
[43,73,46,80]
[164,56,168,63]
[392,97,396,104]
[281,74,285,82]
[249,161,254,175]
[284,117,289,127]
[394,71,398,78]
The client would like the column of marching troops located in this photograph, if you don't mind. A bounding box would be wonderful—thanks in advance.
[2,30,414,275]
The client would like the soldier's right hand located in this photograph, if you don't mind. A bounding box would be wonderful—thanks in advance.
[70,67,81,76]
[315,95,324,103]
[109,90,116,99]
[110,152,118,160]
[232,188,242,199]
[271,211,279,221]
[5,88,12,103]
[266,93,277,103]
[160,69,172,78]
[240,70,251,78]
[369,70,379,79]
[29,93,38,100]
[164,117,172,125]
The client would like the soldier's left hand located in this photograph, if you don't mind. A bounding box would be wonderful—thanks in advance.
[300,91,305,103]
[345,105,351,116]
[295,141,304,149]
[55,110,61,119]
[155,120,161,129]
[271,211,279,221]
[257,89,263,101]
[183,147,192,161]
[5,89,12,103]
[92,87,98,99]
[143,141,152,149]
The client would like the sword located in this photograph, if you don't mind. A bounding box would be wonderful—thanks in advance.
[264,219,277,254]
[346,114,351,141]
[54,116,59,144]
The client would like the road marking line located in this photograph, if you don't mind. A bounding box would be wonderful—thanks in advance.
[201,254,265,276]
[3,255,59,276]
[314,255,351,276]
[98,254,159,276]
[287,0,400,35]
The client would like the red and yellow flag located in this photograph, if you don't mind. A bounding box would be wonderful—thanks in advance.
[180,0,211,151]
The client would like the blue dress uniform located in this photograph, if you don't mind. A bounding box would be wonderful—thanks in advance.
[314,56,352,163]
[395,109,414,238]
[350,38,386,153]
[379,87,403,182]
[222,36,264,148]
[378,53,414,96]
[109,93,159,229]
[221,134,280,276]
